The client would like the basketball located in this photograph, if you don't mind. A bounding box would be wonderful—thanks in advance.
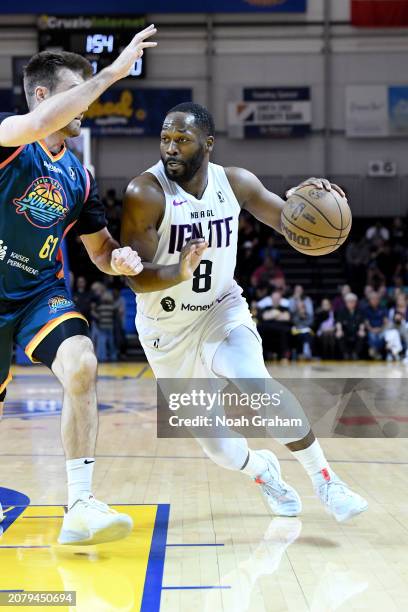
[281,185,352,256]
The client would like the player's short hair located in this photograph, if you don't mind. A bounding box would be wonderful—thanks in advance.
[166,102,215,137]
[23,51,93,104]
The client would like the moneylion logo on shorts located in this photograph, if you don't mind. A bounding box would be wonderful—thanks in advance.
[13,176,69,229]
[161,296,176,312]
[48,296,73,314]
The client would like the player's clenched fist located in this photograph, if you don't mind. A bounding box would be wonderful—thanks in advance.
[178,238,208,281]
[111,246,144,276]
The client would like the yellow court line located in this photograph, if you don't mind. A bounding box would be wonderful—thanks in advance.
[0,504,159,612]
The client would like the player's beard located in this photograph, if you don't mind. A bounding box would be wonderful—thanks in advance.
[162,146,205,184]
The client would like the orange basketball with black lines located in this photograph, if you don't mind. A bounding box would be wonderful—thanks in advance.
[281,185,351,256]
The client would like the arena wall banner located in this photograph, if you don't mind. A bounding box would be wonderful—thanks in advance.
[0,0,307,14]
[351,0,408,27]
[228,87,311,138]
[346,85,408,138]
[82,87,192,136]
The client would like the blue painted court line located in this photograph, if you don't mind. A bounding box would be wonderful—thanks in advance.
[162,586,231,590]
[166,543,224,547]
[140,504,170,612]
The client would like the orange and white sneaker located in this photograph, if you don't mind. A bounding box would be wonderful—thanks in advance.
[254,450,302,517]
[58,497,133,545]
[313,468,368,522]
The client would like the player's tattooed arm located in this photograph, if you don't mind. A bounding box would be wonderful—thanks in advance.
[225,167,286,234]
[121,175,207,293]
[0,25,157,147]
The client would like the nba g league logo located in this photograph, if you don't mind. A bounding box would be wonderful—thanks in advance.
[13,176,69,229]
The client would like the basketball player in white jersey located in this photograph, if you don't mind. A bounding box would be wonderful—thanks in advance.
[120,102,368,522]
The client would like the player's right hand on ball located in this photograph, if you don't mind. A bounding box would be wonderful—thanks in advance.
[108,24,157,81]
[178,238,208,281]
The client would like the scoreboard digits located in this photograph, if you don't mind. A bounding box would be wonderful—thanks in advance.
[38,14,147,78]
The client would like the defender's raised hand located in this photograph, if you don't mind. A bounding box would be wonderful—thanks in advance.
[179,239,208,281]
[108,24,157,81]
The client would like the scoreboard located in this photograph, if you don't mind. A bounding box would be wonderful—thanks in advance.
[37,14,147,78]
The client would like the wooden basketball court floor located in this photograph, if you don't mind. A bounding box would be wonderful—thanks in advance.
[1,360,408,612]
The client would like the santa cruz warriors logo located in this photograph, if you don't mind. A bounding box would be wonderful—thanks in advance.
[13,176,69,229]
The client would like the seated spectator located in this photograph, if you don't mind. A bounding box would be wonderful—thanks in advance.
[365,221,390,245]
[384,311,408,362]
[314,298,336,359]
[332,284,351,313]
[335,293,366,360]
[359,284,374,311]
[363,291,388,359]
[250,283,270,317]
[389,293,408,322]
[390,216,406,246]
[292,300,314,360]
[91,288,119,362]
[251,256,285,289]
[288,284,314,318]
[73,275,92,322]
[257,291,292,361]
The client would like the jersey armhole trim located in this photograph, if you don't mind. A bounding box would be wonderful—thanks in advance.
[220,166,242,215]
[83,167,91,202]
[144,171,168,236]
[0,145,25,170]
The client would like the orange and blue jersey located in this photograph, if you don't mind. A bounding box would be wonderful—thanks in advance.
[0,113,106,302]
[0,112,107,392]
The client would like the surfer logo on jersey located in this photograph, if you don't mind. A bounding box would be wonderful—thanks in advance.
[13,176,69,229]
[161,296,176,312]
[48,296,74,314]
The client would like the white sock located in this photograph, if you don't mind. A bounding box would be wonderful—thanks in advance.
[241,450,269,479]
[66,458,95,508]
[291,440,330,479]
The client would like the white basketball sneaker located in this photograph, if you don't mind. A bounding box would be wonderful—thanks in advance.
[0,502,3,523]
[58,497,133,545]
[313,468,368,522]
[253,450,302,517]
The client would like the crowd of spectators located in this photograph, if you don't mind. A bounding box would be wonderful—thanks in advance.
[237,214,408,363]
[67,189,408,363]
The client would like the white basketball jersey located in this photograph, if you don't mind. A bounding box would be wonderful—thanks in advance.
[136,160,242,331]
